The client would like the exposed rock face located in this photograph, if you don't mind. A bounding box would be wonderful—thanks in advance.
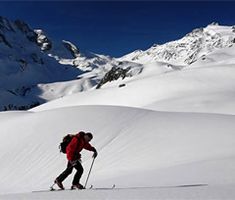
[62,40,80,58]
[0,33,12,48]
[0,16,15,32]
[14,20,38,43]
[34,29,52,51]
[96,66,131,89]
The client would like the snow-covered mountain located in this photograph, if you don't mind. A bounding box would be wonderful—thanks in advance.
[1,16,235,113]
[0,16,85,110]
[1,18,235,199]
[0,16,144,111]
[31,23,235,115]
[120,23,235,66]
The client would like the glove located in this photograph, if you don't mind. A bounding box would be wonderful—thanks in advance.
[93,150,98,158]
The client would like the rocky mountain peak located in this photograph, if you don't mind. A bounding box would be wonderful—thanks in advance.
[14,19,37,43]
[34,29,52,51]
[62,40,80,58]
[0,16,14,32]
[14,19,32,33]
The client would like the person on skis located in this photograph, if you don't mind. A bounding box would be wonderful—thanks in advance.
[55,131,98,190]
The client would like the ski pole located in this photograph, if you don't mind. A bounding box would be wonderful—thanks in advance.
[84,157,95,188]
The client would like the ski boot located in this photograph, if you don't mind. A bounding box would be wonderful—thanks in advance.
[71,183,85,190]
[54,179,65,190]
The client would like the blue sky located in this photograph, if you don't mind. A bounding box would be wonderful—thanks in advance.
[0,1,235,57]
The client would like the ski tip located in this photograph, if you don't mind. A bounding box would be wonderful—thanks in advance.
[175,183,208,188]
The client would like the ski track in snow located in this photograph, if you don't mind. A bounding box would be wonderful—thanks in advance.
[1,184,235,200]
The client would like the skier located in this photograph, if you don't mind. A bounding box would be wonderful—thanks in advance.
[54,131,98,190]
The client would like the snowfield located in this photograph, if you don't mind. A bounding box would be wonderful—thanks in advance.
[31,58,235,115]
[2,185,235,200]
[1,105,235,199]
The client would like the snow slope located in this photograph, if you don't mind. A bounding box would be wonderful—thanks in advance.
[1,105,235,199]
[2,185,235,200]
[31,48,235,115]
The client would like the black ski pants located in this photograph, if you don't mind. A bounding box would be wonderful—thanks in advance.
[56,161,84,185]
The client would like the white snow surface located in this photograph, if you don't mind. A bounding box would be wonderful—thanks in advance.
[1,105,235,199]
[31,50,235,115]
[2,23,235,199]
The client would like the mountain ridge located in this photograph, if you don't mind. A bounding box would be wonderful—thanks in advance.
[0,16,235,111]
[119,23,235,65]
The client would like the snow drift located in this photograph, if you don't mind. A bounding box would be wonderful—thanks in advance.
[0,105,235,195]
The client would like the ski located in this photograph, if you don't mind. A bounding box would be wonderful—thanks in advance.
[89,184,116,190]
[32,183,208,193]
[89,183,208,190]
[32,185,113,193]
[32,187,112,193]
